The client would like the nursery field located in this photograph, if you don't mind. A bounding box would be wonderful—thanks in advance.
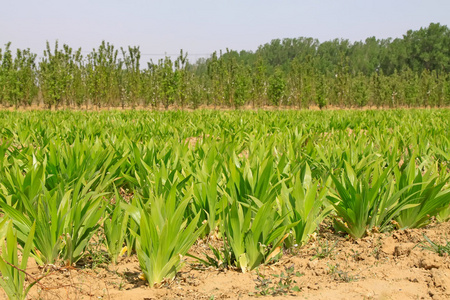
[0,109,449,299]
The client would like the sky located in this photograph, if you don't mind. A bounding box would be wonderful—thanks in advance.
[1,0,449,62]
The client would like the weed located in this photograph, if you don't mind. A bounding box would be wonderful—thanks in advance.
[187,244,232,270]
[327,263,357,282]
[311,239,337,260]
[252,264,302,296]
[79,233,111,269]
[253,270,272,296]
[350,249,362,261]
[418,234,450,256]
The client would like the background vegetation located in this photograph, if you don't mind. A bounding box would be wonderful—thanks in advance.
[0,23,450,109]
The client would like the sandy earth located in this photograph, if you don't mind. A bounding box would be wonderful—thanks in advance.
[0,221,449,300]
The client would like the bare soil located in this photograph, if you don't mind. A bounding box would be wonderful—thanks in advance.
[1,221,449,300]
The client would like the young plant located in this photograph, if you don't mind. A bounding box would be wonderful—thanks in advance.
[327,162,413,239]
[279,163,331,247]
[0,220,39,300]
[103,188,129,264]
[1,175,107,266]
[61,177,107,266]
[220,195,295,273]
[191,168,221,237]
[393,157,450,229]
[126,186,206,287]
[123,214,139,257]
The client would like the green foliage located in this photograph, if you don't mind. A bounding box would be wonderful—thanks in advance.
[0,43,38,107]
[125,189,206,286]
[0,147,119,265]
[268,68,286,106]
[220,196,295,272]
[0,220,38,300]
[87,41,122,108]
[39,41,78,108]
[352,73,369,107]
[0,109,448,291]
[393,157,450,229]
[327,162,415,239]
[191,166,222,237]
[279,164,331,247]
[103,189,129,264]
[233,67,251,107]
[315,74,327,109]
[1,23,450,108]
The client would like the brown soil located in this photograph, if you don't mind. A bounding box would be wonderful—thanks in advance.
[1,221,449,300]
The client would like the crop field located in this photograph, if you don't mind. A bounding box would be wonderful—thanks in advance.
[0,108,449,299]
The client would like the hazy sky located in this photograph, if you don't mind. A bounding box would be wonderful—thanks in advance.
[1,0,449,61]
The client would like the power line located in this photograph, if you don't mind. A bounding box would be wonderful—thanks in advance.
[142,53,212,56]
[34,51,213,61]
[76,50,212,57]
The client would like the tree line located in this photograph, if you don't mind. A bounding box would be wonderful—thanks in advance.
[0,23,449,109]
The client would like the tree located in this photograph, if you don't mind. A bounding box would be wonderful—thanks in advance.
[268,68,286,106]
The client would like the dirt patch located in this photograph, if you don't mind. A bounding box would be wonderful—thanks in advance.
[238,149,249,159]
[184,135,219,149]
[1,221,449,300]
[185,136,203,148]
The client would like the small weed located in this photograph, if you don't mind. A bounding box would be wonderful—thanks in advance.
[350,249,362,261]
[371,247,380,259]
[79,233,110,269]
[253,271,272,296]
[418,234,450,256]
[252,264,302,296]
[187,244,232,270]
[311,239,337,260]
[327,263,357,282]
[336,270,356,282]
[370,238,383,260]
[110,270,127,291]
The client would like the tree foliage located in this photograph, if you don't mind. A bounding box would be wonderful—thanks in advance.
[0,23,449,109]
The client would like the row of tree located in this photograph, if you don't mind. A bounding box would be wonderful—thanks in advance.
[0,23,449,109]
